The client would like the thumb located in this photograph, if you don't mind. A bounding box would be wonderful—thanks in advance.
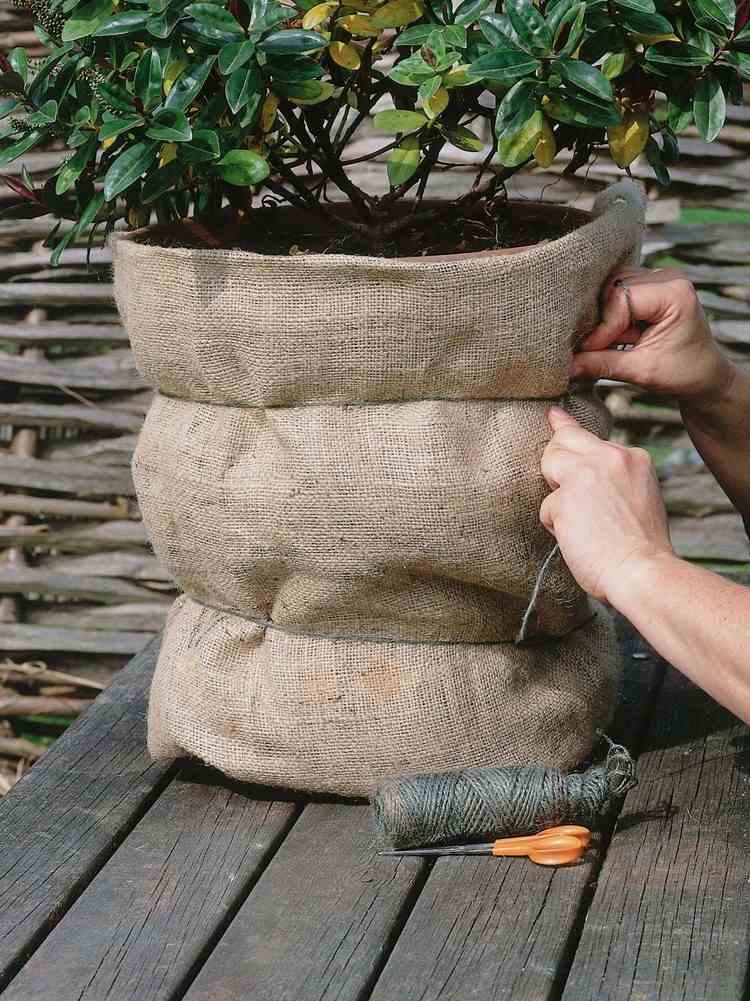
[547,405,580,431]
[570,349,645,383]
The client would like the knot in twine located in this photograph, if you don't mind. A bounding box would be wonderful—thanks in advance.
[372,737,637,850]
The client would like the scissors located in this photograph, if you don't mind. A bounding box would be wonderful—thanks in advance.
[378,825,591,866]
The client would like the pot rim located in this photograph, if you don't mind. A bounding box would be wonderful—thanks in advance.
[115,198,598,270]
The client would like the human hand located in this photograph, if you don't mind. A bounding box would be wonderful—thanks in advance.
[540,407,673,605]
[571,267,736,407]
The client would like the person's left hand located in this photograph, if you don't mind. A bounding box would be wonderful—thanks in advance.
[540,407,673,604]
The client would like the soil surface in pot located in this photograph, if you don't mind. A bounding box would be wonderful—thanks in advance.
[139,199,589,259]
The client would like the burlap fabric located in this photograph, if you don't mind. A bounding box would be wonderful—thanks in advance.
[114,180,646,796]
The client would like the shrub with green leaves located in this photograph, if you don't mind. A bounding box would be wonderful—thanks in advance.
[1,0,749,254]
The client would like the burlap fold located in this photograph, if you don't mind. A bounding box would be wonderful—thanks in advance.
[114,180,646,796]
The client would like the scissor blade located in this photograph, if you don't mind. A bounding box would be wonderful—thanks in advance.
[379,844,493,857]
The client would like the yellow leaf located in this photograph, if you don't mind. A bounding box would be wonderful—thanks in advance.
[329,40,361,69]
[608,112,650,168]
[303,2,336,28]
[632,32,680,43]
[443,64,472,88]
[371,0,424,28]
[261,93,279,132]
[424,86,448,119]
[337,13,379,34]
[101,136,115,151]
[159,142,178,166]
[163,55,188,96]
[534,118,556,168]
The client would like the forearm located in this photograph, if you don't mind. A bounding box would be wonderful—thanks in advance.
[681,364,750,526]
[609,553,750,723]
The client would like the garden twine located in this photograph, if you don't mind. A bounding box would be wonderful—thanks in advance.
[373,738,638,849]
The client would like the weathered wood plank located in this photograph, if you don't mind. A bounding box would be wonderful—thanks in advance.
[362,625,663,1001]
[0,321,126,344]
[0,494,133,521]
[182,802,426,1001]
[0,566,159,603]
[41,434,137,465]
[670,513,749,562]
[699,290,750,317]
[561,668,750,1001]
[0,519,146,551]
[0,454,134,497]
[0,623,154,654]
[661,471,736,517]
[1,766,299,1001]
[0,282,114,308]
[27,600,170,633]
[0,638,170,991]
[0,402,142,433]
[0,348,144,391]
[37,550,171,583]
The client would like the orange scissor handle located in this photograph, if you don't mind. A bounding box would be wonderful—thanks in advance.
[490,826,591,865]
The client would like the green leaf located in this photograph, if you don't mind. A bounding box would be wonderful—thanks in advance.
[25,99,58,126]
[180,128,221,162]
[8,47,28,83]
[372,109,428,132]
[61,0,113,40]
[218,39,256,74]
[613,0,655,12]
[0,131,43,166]
[495,78,536,133]
[225,64,261,113]
[453,0,493,26]
[145,107,193,141]
[102,141,158,199]
[506,0,553,55]
[666,93,693,131]
[185,2,244,39]
[478,12,519,47]
[134,48,163,110]
[498,108,543,165]
[267,55,325,82]
[396,24,436,45]
[687,0,734,33]
[468,47,540,82]
[556,56,612,100]
[55,137,96,194]
[693,73,726,140]
[271,79,334,103]
[387,134,420,185]
[418,75,442,102]
[165,56,217,110]
[601,50,635,78]
[99,112,145,140]
[645,135,669,185]
[97,80,137,113]
[388,52,436,85]
[259,29,328,55]
[545,93,621,126]
[215,148,270,184]
[618,9,674,34]
[93,10,150,35]
[142,158,183,202]
[444,125,485,151]
[645,42,713,67]
[553,1,585,55]
[146,9,181,37]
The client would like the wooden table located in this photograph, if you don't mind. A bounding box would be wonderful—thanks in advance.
[1,623,748,1001]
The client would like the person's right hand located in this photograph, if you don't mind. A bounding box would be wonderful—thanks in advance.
[571,266,737,406]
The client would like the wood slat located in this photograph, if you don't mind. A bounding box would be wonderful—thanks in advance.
[1,766,299,1001]
[0,623,155,654]
[182,802,426,1001]
[560,668,750,1001]
[365,625,662,1001]
[0,402,142,433]
[0,566,159,603]
[0,454,134,497]
[0,639,170,991]
[0,283,114,308]
[0,321,127,344]
[0,350,144,391]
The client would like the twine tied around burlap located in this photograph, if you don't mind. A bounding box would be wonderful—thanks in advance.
[372,736,637,849]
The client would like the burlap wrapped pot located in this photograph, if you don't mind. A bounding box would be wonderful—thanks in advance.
[113,179,646,797]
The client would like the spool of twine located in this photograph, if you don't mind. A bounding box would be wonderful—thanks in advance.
[372,738,636,849]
